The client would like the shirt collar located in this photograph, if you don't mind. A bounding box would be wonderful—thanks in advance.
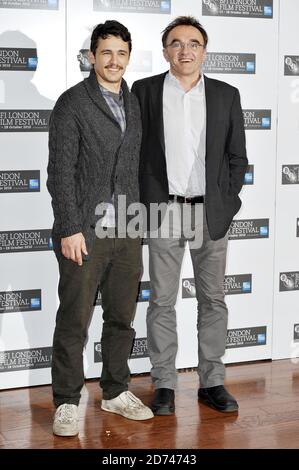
[98,82,123,99]
[167,70,204,93]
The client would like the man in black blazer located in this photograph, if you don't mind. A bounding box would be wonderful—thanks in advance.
[132,16,247,415]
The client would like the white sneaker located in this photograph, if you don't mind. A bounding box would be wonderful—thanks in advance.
[101,391,154,420]
[53,404,79,436]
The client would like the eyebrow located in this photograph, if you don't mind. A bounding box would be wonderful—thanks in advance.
[100,48,128,53]
[169,38,201,44]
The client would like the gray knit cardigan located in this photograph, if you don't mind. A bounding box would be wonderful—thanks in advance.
[47,68,142,258]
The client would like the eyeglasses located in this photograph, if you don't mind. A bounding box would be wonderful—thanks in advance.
[165,41,205,51]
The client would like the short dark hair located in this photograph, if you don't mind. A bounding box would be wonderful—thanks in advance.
[90,20,132,55]
[162,16,208,49]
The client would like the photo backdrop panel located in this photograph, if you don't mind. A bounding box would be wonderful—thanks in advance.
[0,0,66,389]
[0,0,294,390]
[272,0,299,360]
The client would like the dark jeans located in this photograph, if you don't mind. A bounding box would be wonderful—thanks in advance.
[51,235,142,406]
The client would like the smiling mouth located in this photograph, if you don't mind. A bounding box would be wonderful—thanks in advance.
[106,66,122,71]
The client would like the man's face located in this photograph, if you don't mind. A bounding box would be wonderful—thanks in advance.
[163,25,206,78]
[88,35,130,86]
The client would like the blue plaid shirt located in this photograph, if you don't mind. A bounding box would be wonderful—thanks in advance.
[99,83,126,227]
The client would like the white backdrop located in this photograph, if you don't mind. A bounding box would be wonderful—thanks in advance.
[0,0,298,390]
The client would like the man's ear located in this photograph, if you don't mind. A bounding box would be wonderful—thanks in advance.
[163,48,169,63]
[88,50,95,65]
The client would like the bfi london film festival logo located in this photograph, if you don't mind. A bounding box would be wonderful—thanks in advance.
[182,274,252,298]
[0,110,50,132]
[226,326,267,349]
[93,0,171,14]
[137,281,151,302]
[243,110,271,130]
[223,274,252,295]
[77,49,152,73]
[202,53,255,74]
[0,0,59,9]
[0,48,37,71]
[94,337,149,362]
[0,289,41,314]
[0,347,52,372]
[284,56,299,76]
[282,165,299,184]
[0,171,40,193]
[0,229,53,254]
[228,219,269,240]
[202,0,273,18]
[244,165,254,185]
[279,271,299,292]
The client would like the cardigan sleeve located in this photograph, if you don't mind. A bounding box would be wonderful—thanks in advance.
[47,92,83,238]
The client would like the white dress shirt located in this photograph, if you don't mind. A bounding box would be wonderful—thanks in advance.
[163,70,206,197]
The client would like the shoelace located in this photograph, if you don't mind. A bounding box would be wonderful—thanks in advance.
[120,391,143,409]
[57,404,76,423]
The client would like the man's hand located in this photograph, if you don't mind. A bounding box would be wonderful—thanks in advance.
[61,232,88,266]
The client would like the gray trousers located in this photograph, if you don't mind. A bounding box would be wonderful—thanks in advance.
[147,203,228,389]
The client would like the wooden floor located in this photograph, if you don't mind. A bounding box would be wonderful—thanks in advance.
[1,359,299,449]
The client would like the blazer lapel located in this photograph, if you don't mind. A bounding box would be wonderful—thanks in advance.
[204,75,218,159]
[150,72,168,153]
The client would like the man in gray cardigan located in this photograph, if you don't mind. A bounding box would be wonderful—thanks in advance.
[47,20,153,437]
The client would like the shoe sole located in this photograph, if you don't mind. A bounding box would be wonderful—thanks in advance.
[53,426,79,437]
[151,406,175,416]
[198,396,238,413]
[101,405,154,420]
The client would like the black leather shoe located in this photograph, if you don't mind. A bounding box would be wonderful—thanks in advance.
[198,385,238,413]
[151,388,175,416]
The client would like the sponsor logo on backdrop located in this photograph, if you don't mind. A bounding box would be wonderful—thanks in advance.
[0,170,40,193]
[284,56,299,76]
[243,110,271,130]
[279,271,299,292]
[297,219,299,237]
[282,165,299,184]
[229,219,269,240]
[202,0,273,19]
[0,289,41,314]
[224,274,252,295]
[182,275,252,297]
[0,346,52,372]
[128,51,152,73]
[77,49,153,73]
[137,281,151,302]
[0,229,53,253]
[182,278,196,298]
[202,53,255,74]
[94,337,149,362]
[94,289,102,306]
[294,324,299,342]
[77,49,91,72]
[0,0,58,9]
[0,110,50,132]
[244,165,254,185]
[0,48,37,71]
[226,326,267,349]
[93,0,171,14]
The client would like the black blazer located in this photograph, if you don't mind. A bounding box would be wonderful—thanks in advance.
[132,72,248,240]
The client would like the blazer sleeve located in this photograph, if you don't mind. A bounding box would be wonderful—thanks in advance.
[47,93,83,238]
[227,88,248,196]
